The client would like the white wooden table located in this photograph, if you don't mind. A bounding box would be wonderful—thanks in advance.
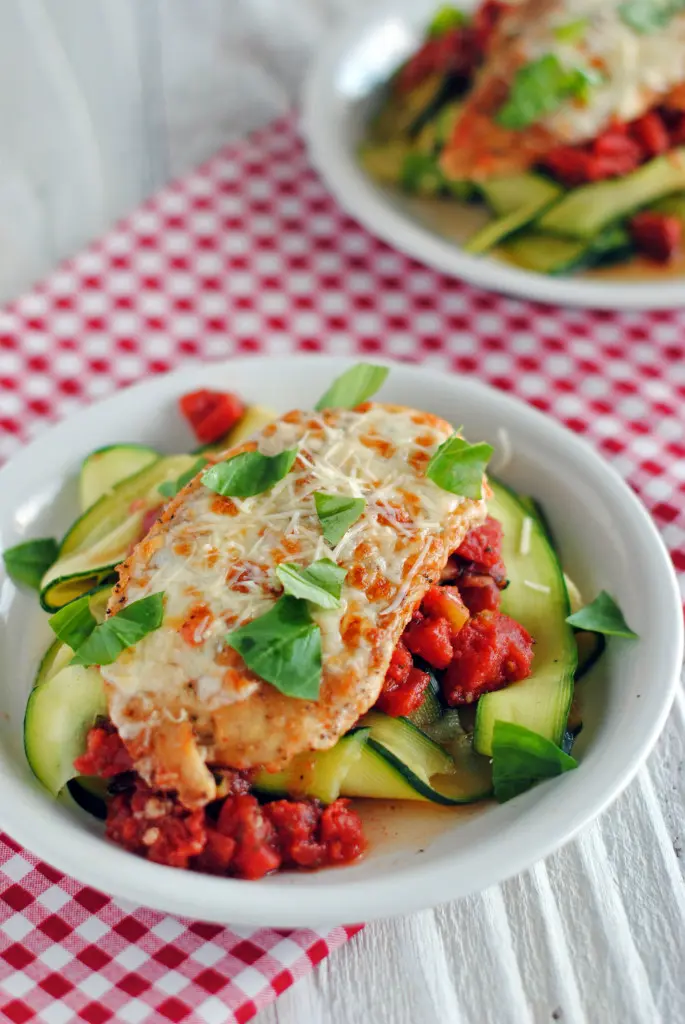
[1,3,683,1021]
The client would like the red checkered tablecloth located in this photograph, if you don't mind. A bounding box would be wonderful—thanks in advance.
[0,113,684,1023]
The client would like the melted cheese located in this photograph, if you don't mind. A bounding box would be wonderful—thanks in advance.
[506,0,685,142]
[101,404,486,799]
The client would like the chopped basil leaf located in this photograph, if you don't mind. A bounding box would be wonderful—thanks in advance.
[158,457,208,499]
[315,362,389,411]
[426,435,493,499]
[49,595,97,650]
[566,590,637,638]
[226,596,322,700]
[201,448,297,499]
[72,592,165,667]
[314,492,366,546]
[3,537,59,590]
[427,5,467,37]
[496,55,601,131]
[276,558,346,609]
[619,0,685,34]
[553,17,589,42]
[492,721,578,803]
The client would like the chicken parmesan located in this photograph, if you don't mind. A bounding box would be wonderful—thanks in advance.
[11,362,634,879]
[102,403,487,808]
[360,2,685,276]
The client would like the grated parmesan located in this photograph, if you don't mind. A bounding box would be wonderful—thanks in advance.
[523,579,551,594]
[519,516,532,557]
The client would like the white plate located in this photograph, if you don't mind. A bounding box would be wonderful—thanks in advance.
[302,0,685,310]
[0,356,682,926]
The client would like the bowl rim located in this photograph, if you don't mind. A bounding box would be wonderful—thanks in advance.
[0,355,682,926]
[301,0,685,311]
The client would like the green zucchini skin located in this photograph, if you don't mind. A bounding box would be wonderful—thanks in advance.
[465,174,563,255]
[40,454,196,611]
[539,149,685,239]
[252,729,370,804]
[24,663,107,797]
[500,225,632,275]
[79,444,159,512]
[473,479,577,756]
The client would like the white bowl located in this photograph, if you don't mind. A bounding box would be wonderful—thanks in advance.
[0,356,681,926]
[302,0,685,310]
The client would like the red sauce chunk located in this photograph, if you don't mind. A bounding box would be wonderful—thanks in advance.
[458,573,501,614]
[376,665,431,718]
[73,721,133,778]
[443,611,534,705]
[404,615,454,669]
[178,389,245,445]
[455,516,506,581]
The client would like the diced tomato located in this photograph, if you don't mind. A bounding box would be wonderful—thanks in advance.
[215,794,281,880]
[384,640,412,688]
[630,212,682,264]
[421,584,469,634]
[106,781,206,869]
[180,602,214,647]
[631,112,670,157]
[458,573,501,614]
[263,800,325,868]
[403,615,453,669]
[376,666,431,717]
[397,22,482,95]
[593,131,641,162]
[194,828,237,874]
[542,147,596,188]
[442,610,534,705]
[318,799,366,864]
[74,722,134,778]
[179,389,245,445]
[140,504,163,536]
[455,517,506,581]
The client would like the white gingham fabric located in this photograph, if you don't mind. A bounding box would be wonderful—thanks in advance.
[0,114,683,1023]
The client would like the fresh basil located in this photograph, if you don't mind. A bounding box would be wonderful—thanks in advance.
[72,592,165,667]
[226,596,322,700]
[619,0,685,34]
[158,457,208,499]
[553,17,589,42]
[427,5,467,37]
[201,448,297,499]
[276,558,346,609]
[3,537,58,590]
[492,720,578,803]
[426,435,493,499]
[314,492,366,546]
[49,595,97,651]
[315,362,389,411]
[496,55,601,130]
[566,590,637,638]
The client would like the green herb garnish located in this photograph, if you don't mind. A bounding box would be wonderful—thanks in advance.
[427,5,467,38]
[158,457,208,499]
[619,0,685,34]
[566,591,637,638]
[3,538,58,590]
[553,17,589,43]
[201,448,297,499]
[315,362,389,412]
[49,595,97,651]
[71,592,165,667]
[226,596,322,700]
[314,493,366,546]
[492,721,578,803]
[496,55,601,130]
[426,435,493,499]
[276,558,346,609]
